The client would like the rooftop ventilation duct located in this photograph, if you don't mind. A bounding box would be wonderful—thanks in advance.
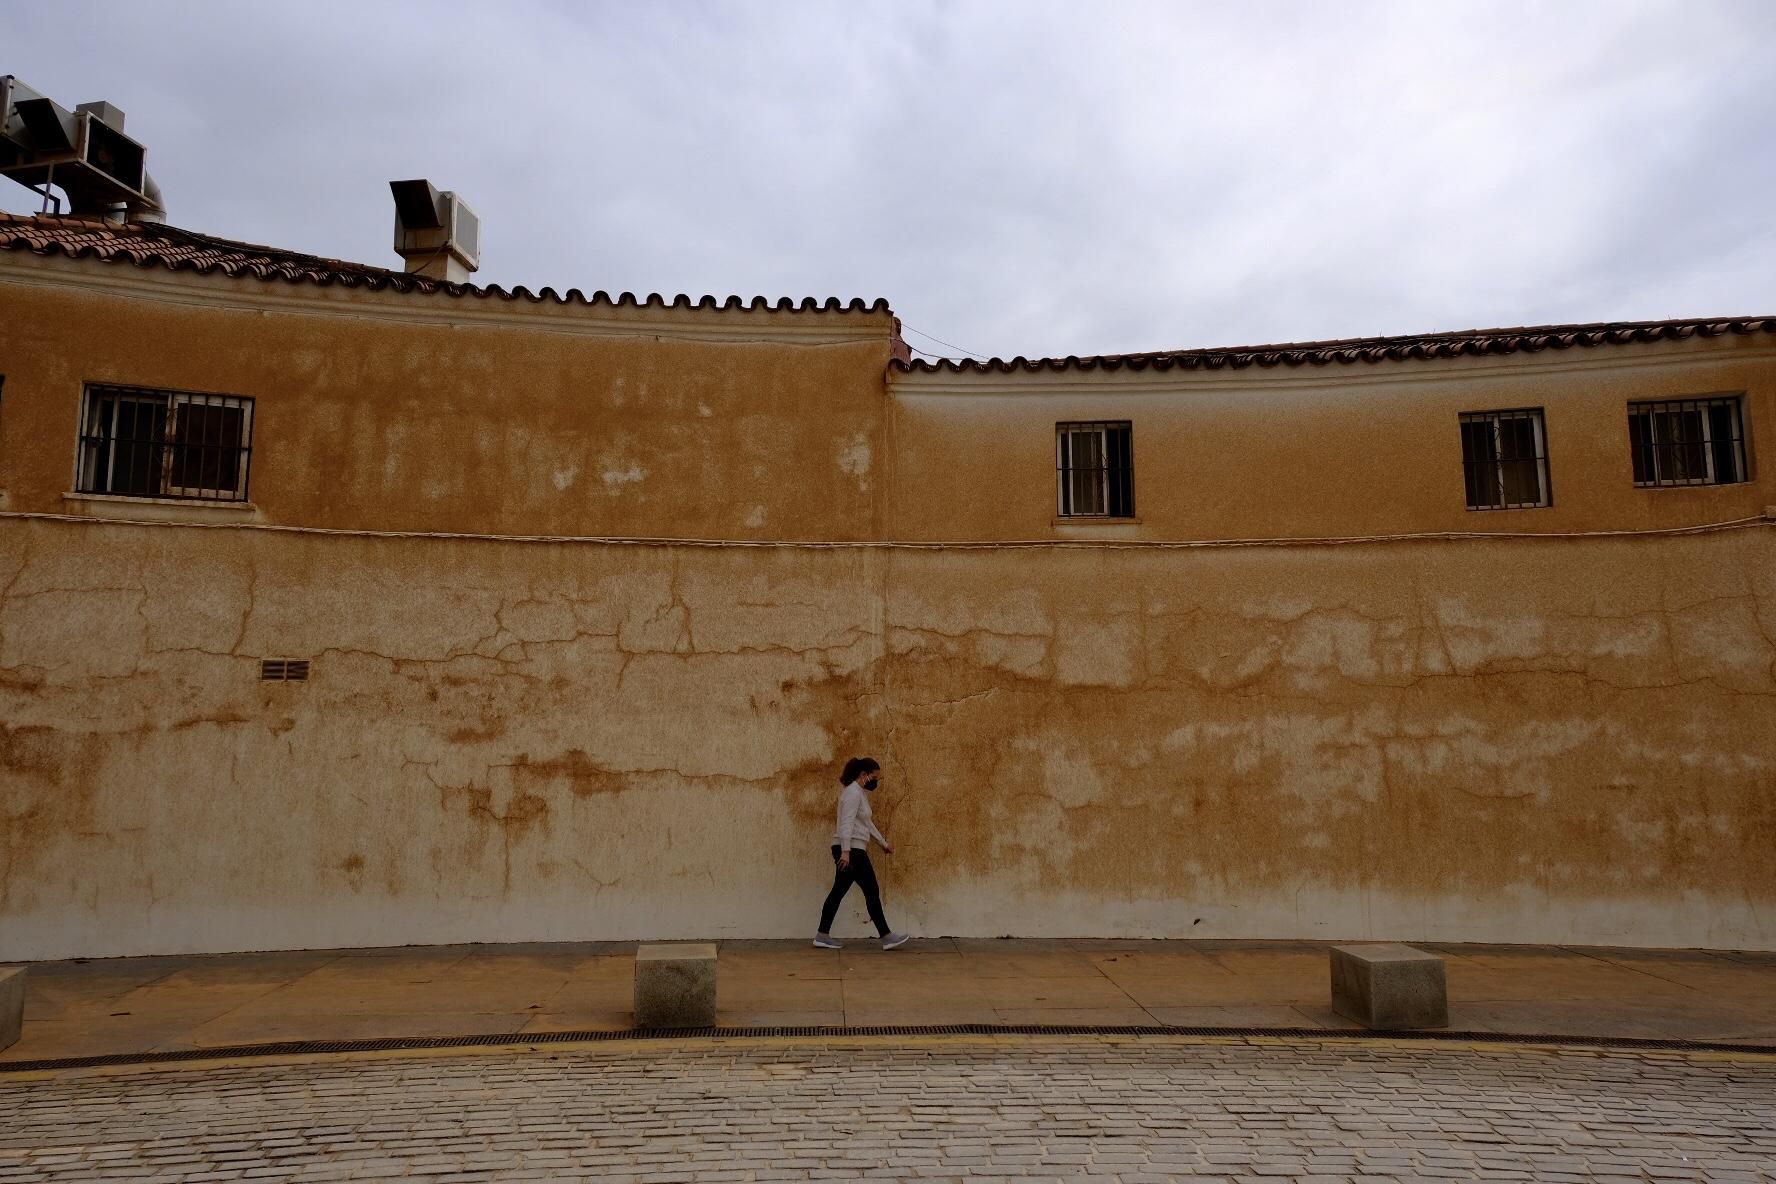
[0,75,165,221]
[390,178,479,282]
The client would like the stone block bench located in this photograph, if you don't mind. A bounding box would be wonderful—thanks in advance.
[634,943,717,1028]
[0,965,23,1051]
[1330,943,1448,1029]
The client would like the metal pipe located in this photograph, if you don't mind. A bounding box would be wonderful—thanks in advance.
[129,172,166,223]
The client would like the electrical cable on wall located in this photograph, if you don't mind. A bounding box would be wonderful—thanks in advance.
[900,323,991,362]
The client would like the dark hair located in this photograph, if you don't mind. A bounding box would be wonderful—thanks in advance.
[840,757,881,785]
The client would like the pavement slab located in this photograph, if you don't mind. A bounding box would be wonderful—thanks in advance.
[3,939,1774,1063]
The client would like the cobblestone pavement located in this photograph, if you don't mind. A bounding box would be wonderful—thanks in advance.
[1,1036,1772,1182]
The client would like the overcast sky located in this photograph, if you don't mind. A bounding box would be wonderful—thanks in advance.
[6,1,1774,361]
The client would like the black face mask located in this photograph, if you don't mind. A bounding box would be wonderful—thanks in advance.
[863,777,879,790]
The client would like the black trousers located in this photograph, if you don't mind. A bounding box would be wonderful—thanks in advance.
[818,845,891,937]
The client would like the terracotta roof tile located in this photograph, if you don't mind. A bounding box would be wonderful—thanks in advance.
[897,317,1776,374]
[10,214,1766,359]
[0,212,893,314]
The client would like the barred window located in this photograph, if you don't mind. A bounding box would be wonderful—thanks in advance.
[77,385,254,502]
[1460,408,1550,510]
[1056,421,1134,518]
[1629,396,1747,487]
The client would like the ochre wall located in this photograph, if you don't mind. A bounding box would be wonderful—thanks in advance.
[0,257,894,539]
[2,260,1773,958]
[2,516,1770,959]
[8,257,1773,548]
[888,339,1775,541]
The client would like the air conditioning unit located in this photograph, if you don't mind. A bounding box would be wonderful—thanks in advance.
[0,76,148,211]
[0,75,39,166]
[389,178,480,280]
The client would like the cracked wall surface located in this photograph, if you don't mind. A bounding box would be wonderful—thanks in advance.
[3,263,1775,958]
[2,518,1771,958]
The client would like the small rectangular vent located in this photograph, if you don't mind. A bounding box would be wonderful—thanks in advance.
[260,659,310,682]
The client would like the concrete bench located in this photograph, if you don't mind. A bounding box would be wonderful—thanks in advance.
[0,966,23,1051]
[634,943,717,1028]
[1330,943,1447,1029]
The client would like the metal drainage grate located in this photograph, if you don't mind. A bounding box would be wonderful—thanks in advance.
[2,1024,1771,1074]
[260,659,310,682]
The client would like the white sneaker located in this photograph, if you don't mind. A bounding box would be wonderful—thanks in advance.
[881,933,911,950]
[813,934,842,949]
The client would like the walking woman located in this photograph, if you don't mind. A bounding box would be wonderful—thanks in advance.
[814,757,909,950]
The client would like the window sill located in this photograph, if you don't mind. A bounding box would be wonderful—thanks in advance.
[63,492,260,523]
[1463,505,1552,513]
[1053,516,1142,526]
[1632,481,1747,490]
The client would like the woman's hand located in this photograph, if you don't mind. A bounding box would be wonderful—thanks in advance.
[882,842,894,855]
[837,852,850,871]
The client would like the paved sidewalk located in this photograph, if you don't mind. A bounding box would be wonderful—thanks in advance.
[5,939,1775,1063]
[2,1035,1773,1181]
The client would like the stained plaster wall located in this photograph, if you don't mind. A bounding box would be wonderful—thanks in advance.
[0,255,894,539]
[1,260,1773,957]
[2,516,1772,959]
[887,336,1776,542]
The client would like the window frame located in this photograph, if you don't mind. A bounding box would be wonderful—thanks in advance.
[1458,407,1552,511]
[162,392,254,500]
[1627,394,1748,488]
[1055,420,1135,519]
[75,383,256,503]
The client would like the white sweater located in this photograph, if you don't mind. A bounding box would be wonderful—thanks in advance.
[833,781,887,852]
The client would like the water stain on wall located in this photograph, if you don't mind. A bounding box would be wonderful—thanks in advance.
[1,519,1771,957]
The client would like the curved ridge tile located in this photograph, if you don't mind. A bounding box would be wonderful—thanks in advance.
[892,315,1776,374]
[0,213,893,320]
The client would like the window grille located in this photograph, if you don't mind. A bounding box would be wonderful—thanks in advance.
[1628,396,1747,487]
[1460,408,1550,510]
[76,384,254,502]
[1056,421,1134,518]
